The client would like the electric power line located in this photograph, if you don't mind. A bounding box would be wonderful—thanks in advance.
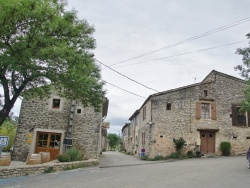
[95,59,159,92]
[109,16,250,67]
[104,81,146,98]
[112,40,247,68]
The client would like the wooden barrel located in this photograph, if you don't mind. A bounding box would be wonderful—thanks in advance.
[39,152,50,163]
[0,152,11,166]
[26,154,41,165]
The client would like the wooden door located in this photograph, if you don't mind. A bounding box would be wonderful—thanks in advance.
[35,132,61,160]
[200,132,215,154]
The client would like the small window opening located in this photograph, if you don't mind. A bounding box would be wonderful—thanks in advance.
[204,90,208,97]
[166,103,171,110]
[246,137,250,139]
[52,99,61,109]
[76,109,82,114]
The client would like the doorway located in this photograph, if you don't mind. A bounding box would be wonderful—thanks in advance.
[200,132,215,154]
[35,132,61,160]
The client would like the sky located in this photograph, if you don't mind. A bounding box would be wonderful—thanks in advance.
[11,0,250,135]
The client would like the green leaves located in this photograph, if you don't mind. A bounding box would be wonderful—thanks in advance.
[0,0,105,125]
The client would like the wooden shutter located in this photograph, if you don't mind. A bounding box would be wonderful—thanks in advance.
[211,102,217,120]
[196,102,201,119]
[231,104,238,126]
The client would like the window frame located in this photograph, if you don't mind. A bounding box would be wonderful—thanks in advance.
[166,103,171,110]
[52,98,61,109]
[201,103,210,119]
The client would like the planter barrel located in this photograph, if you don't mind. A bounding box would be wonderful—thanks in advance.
[0,152,11,166]
[26,154,41,165]
[39,152,50,163]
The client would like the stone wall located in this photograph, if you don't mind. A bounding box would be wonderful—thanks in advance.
[13,94,102,160]
[135,71,250,158]
[0,159,98,178]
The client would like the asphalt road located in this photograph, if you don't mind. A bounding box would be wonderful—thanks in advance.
[1,151,250,188]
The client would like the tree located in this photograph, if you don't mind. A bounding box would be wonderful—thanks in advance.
[0,0,105,126]
[0,119,17,151]
[235,33,250,111]
[107,133,119,150]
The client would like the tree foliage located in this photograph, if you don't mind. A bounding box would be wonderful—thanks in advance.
[235,33,250,111]
[0,0,105,125]
[0,119,17,151]
[107,133,119,150]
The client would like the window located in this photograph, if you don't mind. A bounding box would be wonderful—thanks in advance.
[166,103,171,110]
[52,99,61,109]
[204,90,208,97]
[232,105,248,126]
[196,102,216,120]
[201,103,210,119]
[76,108,82,114]
[37,132,61,149]
[143,106,146,120]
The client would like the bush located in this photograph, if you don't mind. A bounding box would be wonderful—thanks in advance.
[220,142,231,156]
[66,147,83,161]
[169,152,179,159]
[141,155,148,160]
[173,137,186,152]
[151,155,164,161]
[57,154,71,162]
[186,150,195,158]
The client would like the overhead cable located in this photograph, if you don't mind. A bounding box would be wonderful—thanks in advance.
[95,59,159,93]
[104,81,147,98]
[112,40,247,68]
[110,16,250,67]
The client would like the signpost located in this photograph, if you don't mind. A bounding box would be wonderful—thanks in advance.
[0,136,9,157]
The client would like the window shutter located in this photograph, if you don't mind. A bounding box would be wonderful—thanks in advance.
[211,102,217,120]
[231,104,238,126]
[196,102,201,119]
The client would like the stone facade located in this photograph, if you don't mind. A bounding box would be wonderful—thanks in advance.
[13,93,106,160]
[128,70,250,158]
[121,123,130,152]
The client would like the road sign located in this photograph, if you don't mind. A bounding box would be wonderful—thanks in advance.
[0,136,9,147]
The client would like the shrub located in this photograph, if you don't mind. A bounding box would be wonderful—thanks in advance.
[151,155,164,161]
[44,166,55,173]
[57,154,71,162]
[141,155,148,160]
[186,150,195,158]
[220,142,231,156]
[66,147,83,161]
[173,137,186,152]
[169,152,179,159]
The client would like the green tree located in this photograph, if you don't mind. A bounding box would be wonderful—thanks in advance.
[0,0,105,126]
[107,133,119,150]
[235,33,250,111]
[0,120,17,151]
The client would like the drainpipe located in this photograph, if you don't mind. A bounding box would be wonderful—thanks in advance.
[65,100,76,150]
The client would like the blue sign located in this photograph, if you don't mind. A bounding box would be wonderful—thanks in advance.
[0,136,9,147]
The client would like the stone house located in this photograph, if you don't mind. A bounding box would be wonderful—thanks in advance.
[121,123,130,152]
[129,70,250,158]
[128,110,140,155]
[13,92,108,160]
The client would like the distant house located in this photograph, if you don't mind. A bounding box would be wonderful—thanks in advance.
[127,70,250,158]
[13,91,108,160]
[121,123,130,152]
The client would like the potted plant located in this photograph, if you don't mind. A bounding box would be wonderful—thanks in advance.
[220,141,231,156]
